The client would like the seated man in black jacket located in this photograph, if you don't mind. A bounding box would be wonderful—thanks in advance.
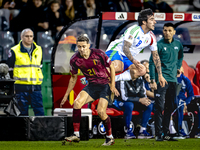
[113,68,154,139]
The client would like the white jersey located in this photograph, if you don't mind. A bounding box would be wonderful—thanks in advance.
[115,70,132,82]
[106,24,157,57]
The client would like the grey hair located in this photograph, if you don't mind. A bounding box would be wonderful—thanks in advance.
[21,28,34,37]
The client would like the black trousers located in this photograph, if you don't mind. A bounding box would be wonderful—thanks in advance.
[154,82,177,136]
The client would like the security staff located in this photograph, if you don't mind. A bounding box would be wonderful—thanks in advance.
[7,28,44,116]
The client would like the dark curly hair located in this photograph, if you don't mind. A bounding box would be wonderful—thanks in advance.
[138,8,154,26]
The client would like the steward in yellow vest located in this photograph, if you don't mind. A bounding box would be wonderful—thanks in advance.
[8,41,43,91]
[7,28,44,116]
[12,41,43,86]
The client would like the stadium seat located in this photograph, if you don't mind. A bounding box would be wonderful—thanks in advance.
[151,112,154,116]
[91,107,115,116]
[182,60,200,95]
[37,32,54,61]
[109,108,124,116]
[195,61,200,89]
[0,31,15,60]
[132,111,140,115]
[90,100,116,116]
[90,99,140,116]
[182,60,195,81]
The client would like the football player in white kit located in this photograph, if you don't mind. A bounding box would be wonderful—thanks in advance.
[106,8,167,87]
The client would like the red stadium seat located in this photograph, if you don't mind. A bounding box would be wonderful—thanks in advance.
[92,110,98,116]
[106,108,115,116]
[192,83,200,95]
[195,61,200,88]
[182,60,195,81]
[91,100,115,116]
[182,60,200,95]
[90,99,98,111]
[90,99,141,116]
[109,108,124,116]
[132,111,140,115]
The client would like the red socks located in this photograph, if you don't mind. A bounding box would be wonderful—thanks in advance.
[103,116,112,136]
[73,109,81,132]
[73,109,112,136]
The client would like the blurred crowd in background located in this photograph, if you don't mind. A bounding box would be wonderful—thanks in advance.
[0,0,198,41]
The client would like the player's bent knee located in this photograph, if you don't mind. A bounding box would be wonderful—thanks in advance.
[112,61,123,73]
[114,67,123,73]
[97,109,107,120]
[73,101,82,109]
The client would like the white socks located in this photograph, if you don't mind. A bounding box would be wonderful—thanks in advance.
[74,131,80,137]
[106,134,113,138]
[140,127,146,133]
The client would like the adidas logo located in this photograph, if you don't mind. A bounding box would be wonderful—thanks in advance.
[118,14,124,19]
[115,12,127,20]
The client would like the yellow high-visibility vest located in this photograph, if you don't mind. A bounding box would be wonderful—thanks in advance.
[12,41,43,85]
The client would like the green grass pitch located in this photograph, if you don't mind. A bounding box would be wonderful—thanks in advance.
[1,139,200,150]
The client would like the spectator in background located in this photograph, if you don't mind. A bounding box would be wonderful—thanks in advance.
[116,0,130,12]
[103,0,117,12]
[0,0,19,28]
[14,0,29,10]
[0,8,9,30]
[82,0,101,17]
[143,0,173,13]
[176,66,194,137]
[128,0,144,12]
[46,0,65,40]
[61,0,85,23]
[102,0,130,12]
[58,28,77,45]
[62,0,75,22]
[10,0,48,37]
[6,28,44,116]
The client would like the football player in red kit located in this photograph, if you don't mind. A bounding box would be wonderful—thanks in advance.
[60,35,119,146]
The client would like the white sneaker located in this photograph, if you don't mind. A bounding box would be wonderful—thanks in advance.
[102,137,115,146]
[64,134,80,142]
[138,130,153,139]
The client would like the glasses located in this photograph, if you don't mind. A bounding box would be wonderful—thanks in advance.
[24,35,34,38]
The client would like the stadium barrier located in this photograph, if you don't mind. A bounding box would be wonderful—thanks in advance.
[0,116,89,141]
[54,108,92,131]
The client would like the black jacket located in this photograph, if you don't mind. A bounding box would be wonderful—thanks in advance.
[115,77,146,102]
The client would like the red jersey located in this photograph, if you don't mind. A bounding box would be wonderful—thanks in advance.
[70,48,112,85]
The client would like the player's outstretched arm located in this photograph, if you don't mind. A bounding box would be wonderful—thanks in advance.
[123,40,143,70]
[60,74,78,107]
[123,40,134,62]
[110,63,120,97]
[151,50,167,87]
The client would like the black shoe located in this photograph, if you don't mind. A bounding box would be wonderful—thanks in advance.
[163,135,178,141]
[155,135,163,141]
